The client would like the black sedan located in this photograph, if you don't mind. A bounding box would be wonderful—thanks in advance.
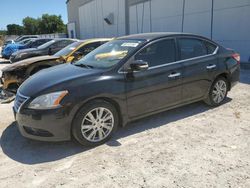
[14,33,240,146]
[23,38,53,49]
[10,38,77,63]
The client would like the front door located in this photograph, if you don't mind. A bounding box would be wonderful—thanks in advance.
[125,38,183,118]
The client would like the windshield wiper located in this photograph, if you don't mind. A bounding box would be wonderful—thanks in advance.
[74,64,94,69]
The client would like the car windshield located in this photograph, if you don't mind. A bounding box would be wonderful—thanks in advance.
[74,39,144,69]
[54,41,82,57]
[37,40,55,49]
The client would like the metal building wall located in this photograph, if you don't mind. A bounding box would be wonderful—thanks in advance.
[67,0,92,39]
[213,0,250,62]
[127,0,250,62]
[67,0,250,62]
[78,0,126,39]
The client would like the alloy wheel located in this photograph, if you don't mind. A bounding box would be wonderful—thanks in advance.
[81,107,114,142]
[212,80,227,104]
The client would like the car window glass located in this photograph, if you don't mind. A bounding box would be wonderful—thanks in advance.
[50,40,71,48]
[204,41,217,54]
[50,42,60,48]
[37,40,55,49]
[135,39,176,67]
[36,40,43,46]
[60,40,74,48]
[178,38,207,60]
[74,39,144,69]
[30,41,38,47]
[75,42,102,56]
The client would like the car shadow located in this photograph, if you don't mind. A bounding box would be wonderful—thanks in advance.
[0,99,232,165]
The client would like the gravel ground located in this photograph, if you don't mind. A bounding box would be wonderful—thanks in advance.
[0,62,250,188]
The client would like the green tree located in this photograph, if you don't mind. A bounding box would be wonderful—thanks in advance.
[0,30,7,35]
[23,17,39,34]
[6,24,24,35]
[38,14,66,34]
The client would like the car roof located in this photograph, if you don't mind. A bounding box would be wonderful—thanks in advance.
[79,38,113,43]
[30,38,52,41]
[117,32,209,41]
[52,38,77,41]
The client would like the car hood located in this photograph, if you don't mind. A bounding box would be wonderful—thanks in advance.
[2,56,59,72]
[19,63,104,97]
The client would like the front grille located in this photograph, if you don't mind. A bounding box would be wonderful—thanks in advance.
[14,91,29,111]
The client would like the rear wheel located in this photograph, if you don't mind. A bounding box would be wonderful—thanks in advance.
[204,77,228,106]
[72,100,118,146]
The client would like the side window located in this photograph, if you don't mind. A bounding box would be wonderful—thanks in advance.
[32,40,43,48]
[178,38,207,60]
[204,41,217,54]
[76,42,102,56]
[30,41,38,48]
[36,40,45,46]
[55,40,73,48]
[50,42,60,48]
[135,39,176,67]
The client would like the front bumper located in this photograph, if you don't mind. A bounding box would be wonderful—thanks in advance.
[15,106,72,142]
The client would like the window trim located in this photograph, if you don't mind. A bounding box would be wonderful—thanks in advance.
[176,36,218,57]
[148,46,218,70]
[118,36,219,73]
[119,37,177,73]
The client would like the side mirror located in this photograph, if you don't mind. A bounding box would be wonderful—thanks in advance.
[130,60,149,72]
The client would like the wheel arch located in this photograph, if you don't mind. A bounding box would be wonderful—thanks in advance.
[26,60,59,76]
[215,72,231,91]
[70,97,124,136]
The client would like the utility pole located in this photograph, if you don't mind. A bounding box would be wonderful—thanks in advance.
[181,0,186,32]
[125,0,130,35]
[211,0,214,39]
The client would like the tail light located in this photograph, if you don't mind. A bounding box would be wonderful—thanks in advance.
[232,53,240,64]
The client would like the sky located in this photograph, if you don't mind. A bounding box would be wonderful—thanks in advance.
[0,0,68,30]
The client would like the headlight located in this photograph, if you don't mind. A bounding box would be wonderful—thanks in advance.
[28,91,68,109]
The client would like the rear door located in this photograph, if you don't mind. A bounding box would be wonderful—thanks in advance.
[125,38,183,118]
[177,37,218,102]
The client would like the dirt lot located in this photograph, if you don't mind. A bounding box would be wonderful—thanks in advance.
[0,61,249,188]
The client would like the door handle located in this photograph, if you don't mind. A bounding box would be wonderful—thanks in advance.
[206,64,216,70]
[168,72,181,78]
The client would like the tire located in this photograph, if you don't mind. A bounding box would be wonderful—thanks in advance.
[72,100,119,146]
[204,76,229,106]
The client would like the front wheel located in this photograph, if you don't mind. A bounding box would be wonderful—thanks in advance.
[72,100,119,146]
[204,77,228,106]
